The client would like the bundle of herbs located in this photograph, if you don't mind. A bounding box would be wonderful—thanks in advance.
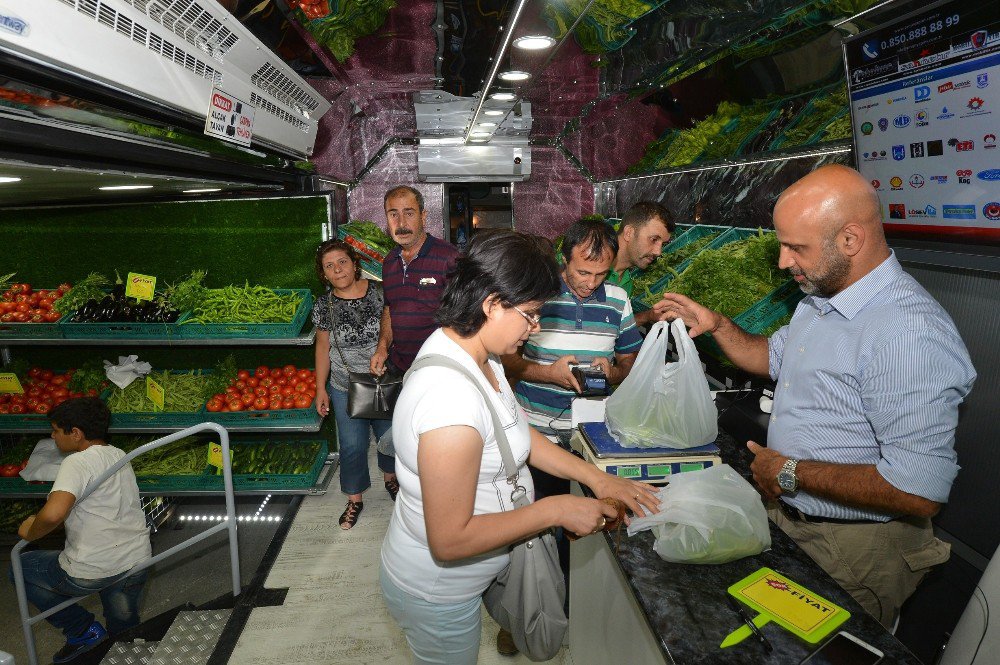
[667,230,785,318]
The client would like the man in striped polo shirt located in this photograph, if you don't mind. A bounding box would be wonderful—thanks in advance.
[371,186,459,375]
[503,219,643,445]
[661,165,975,628]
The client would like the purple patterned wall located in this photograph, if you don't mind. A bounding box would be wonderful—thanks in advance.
[513,147,594,239]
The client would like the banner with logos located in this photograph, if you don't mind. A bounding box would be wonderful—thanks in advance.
[844,0,1000,240]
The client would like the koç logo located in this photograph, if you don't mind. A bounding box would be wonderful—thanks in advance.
[978,169,1000,181]
[914,85,931,102]
[957,169,972,184]
[893,114,911,128]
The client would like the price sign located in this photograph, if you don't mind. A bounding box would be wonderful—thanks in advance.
[126,273,156,301]
[207,442,233,470]
[0,373,25,394]
[146,376,165,411]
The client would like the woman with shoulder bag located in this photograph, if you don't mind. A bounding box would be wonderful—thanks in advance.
[313,239,399,530]
[379,230,661,664]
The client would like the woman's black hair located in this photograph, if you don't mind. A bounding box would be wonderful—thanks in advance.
[49,397,111,441]
[315,239,362,284]
[561,219,618,262]
[436,230,560,337]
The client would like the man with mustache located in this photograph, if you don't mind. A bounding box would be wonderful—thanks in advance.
[605,201,675,327]
[660,165,975,629]
[372,186,459,376]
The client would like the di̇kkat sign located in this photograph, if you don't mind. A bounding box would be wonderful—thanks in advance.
[204,88,255,147]
[844,0,1000,242]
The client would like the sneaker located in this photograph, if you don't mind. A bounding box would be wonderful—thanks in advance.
[385,477,399,502]
[53,621,107,663]
[496,628,519,656]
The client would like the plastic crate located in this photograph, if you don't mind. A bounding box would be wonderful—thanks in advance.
[633,225,732,309]
[207,402,319,428]
[175,289,313,338]
[732,278,805,335]
[769,84,849,151]
[0,478,51,497]
[59,310,186,339]
[106,370,210,428]
[0,287,64,339]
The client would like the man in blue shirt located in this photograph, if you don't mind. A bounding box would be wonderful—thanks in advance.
[661,165,975,628]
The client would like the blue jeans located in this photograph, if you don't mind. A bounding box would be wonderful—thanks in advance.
[9,550,148,638]
[380,565,482,665]
[330,387,394,495]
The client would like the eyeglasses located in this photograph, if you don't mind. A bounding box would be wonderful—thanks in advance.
[511,305,541,328]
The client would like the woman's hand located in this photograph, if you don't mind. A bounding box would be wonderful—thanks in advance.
[589,474,661,523]
[315,386,330,417]
[546,495,619,539]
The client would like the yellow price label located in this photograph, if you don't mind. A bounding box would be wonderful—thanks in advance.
[207,442,233,470]
[126,272,157,301]
[146,376,165,411]
[0,373,25,394]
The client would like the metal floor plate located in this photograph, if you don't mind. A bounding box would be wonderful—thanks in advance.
[99,641,158,665]
[148,610,232,665]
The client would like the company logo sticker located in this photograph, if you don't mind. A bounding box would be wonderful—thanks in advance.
[984,134,997,149]
[971,30,988,49]
[929,175,948,184]
[915,110,929,126]
[937,107,954,120]
[909,174,925,188]
[950,138,974,152]
[939,82,953,94]
[892,145,906,161]
[957,169,973,184]
[890,176,904,190]
[878,117,889,131]
[979,73,990,89]
[888,204,906,219]
[871,179,881,189]
[984,202,1000,221]
[914,86,931,102]
[942,204,976,220]
[0,11,29,37]
[893,114,911,128]
[910,142,925,158]
[861,122,874,135]
[925,205,937,216]
[927,139,944,156]
[978,169,1000,181]
[968,97,985,111]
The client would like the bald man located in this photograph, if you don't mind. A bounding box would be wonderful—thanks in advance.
[661,165,976,628]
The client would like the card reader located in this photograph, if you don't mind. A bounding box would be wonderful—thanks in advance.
[571,364,608,396]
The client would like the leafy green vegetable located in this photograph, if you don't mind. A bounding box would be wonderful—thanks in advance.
[53,272,109,315]
[633,233,720,298]
[203,355,237,401]
[67,359,108,394]
[162,270,208,313]
[341,221,395,257]
[299,0,397,63]
[778,86,849,148]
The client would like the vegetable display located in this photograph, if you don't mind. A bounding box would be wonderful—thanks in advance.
[340,221,395,258]
[230,442,321,475]
[667,230,786,318]
[699,102,773,161]
[68,272,179,323]
[206,364,317,413]
[777,86,850,148]
[0,367,99,415]
[0,276,70,323]
[118,435,207,476]
[182,284,303,325]
[0,500,43,533]
[52,272,109,315]
[108,370,215,413]
[633,233,720,299]
[115,436,321,476]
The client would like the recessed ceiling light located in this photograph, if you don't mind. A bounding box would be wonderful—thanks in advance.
[183,188,222,193]
[484,110,505,116]
[513,36,556,50]
[499,70,530,82]
[478,122,497,128]
[0,176,21,184]
[490,92,516,101]
[470,131,492,138]
[98,185,154,191]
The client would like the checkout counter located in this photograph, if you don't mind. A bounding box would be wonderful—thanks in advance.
[567,391,921,664]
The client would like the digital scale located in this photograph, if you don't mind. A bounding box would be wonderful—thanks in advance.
[571,421,722,484]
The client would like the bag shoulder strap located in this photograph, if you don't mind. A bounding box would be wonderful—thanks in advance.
[326,295,350,368]
[406,354,528,508]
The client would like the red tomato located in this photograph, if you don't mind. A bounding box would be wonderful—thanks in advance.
[9,404,25,414]
[0,405,9,414]
[255,365,269,378]
[0,464,20,477]
[237,370,251,381]
[269,384,282,395]
[253,396,269,410]
[15,302,30,313]
[58,283,72,292]
[293,395,311,409]
[260,377,274,389]
[281,396,296,409]
[51,387,69,399]
[39,298,53,310]
[270,368,282,379]
[206,400,223,413]
[297,369,312,381]
[246,376,259,388]
[240,392,255,407]
[44,311,61,322]
[0,394,7,403]
[275,376,288,386]
[234,380,247,391]
[226,399,243,412]
[27,367,42,379]
[11,312,28,322]
[282,364,297,376]
[281,386,295,397]
[288,376,300,386]
[254,386,268,397]
[0,313,13,322]
[34,403,51,414]
[294,382,309,394]
[225,387,239,397]
[39,370,53,381]
[50,375,66,387]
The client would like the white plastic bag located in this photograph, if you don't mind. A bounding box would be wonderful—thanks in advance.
[605,319,717,448]
[19,439,66,482]
[628,464,770,565]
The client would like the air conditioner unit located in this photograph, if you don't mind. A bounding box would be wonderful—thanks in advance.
[0,0,331,158]
[417,143,531,182]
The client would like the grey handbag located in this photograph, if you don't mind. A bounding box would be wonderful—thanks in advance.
[406,354,568,662]
[328,298,401,420]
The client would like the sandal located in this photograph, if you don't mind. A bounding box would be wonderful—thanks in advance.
[385,477,400,502]
[339,500,363,530]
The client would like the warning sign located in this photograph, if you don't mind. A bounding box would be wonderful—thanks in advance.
[204,87,255,147]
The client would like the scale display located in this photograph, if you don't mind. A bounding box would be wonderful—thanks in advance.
[844,0,1000,241]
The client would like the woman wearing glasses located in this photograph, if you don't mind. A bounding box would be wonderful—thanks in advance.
[379,230,660,664]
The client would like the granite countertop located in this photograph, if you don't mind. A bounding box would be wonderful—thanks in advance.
[592,420,921,664]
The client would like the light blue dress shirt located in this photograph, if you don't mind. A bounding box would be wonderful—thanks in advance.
[767,252,976,521]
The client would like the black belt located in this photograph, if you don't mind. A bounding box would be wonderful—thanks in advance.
[778,500,883,525]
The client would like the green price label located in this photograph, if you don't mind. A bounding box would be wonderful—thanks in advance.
[0,372,24,394]
[126,272,157,301]
[146,376,165,411]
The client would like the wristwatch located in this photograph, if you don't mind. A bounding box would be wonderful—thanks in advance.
[777,459,800,493]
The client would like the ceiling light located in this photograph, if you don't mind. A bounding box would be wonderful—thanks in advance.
[0,176,21,184]
[478,122,497,128]
[470,131,492,138]
[183,188,222,193]
[490,92,516,101]
[484,110,505,116]
[98,185,154,191]
[499,70,530,82]
[513,35,556,50]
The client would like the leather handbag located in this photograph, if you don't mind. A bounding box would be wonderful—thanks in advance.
[328,298,401,420]
[406,355,568,661]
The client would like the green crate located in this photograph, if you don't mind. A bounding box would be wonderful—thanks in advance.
[733,278,805,336]
[134,440,327,493]
[59,310,186,339]
[175,289,313,338]
[106,370,209,429]
[206,402,319,428]
[359,257,383,281]
[0,478,51,497]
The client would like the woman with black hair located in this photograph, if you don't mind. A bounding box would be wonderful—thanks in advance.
[379,230,660,664]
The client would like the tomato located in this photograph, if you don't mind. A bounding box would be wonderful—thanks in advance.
[281,386,295,397]
[246,376,259,388]
[270,368,282,379]
[44,311,61,322]
[234,380,247,391]
[0,464,20,477]
[281,396,296,409]
[276,376,288,386]
[0,394,7,403]
[253,396,269,410]
[294,382,309,394]
[237,369,251,381]
[9,404,25,414]
[282,364,296,377]
[0,313,12,323]
[293,395,311,409]
[255,365,269,378]
[240,392,255,407]
[260,377,274,389]
[38,298,53,310]
[288,376,300,386]
[225,387,239,397]
[58,282,72,292]
[50,375,66,387]
[297,369,312,381]
[254,386,268,397]
[0,405,9,414]
[39,370,53,381]
[15,302,30,313]
[34,403,51,414]
[269,384,282,395]
[226,399,243,412]
[206,399,223,413]
[27,367,42,379]
[51,387,69,399]
[27,386,41,397]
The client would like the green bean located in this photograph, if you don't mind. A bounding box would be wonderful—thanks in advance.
[181,284,303,324]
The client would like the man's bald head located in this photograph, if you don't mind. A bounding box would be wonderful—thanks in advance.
[775,164,884,245]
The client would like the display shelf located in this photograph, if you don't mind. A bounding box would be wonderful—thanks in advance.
[0,327,316,346]
[0,418,323,434]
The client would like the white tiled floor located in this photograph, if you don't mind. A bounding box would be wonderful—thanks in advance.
[229,447,574,665]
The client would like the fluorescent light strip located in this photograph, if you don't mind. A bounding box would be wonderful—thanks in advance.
[464,0,531,144]
[0,176,21,184]
[183,188,222,193]
[99,185,154,191]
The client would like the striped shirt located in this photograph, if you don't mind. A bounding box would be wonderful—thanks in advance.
[382,235,459,371]
[515,278,642,434]
[767,252,975,521]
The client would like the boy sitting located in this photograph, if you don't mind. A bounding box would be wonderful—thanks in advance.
[11,397,151,663]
